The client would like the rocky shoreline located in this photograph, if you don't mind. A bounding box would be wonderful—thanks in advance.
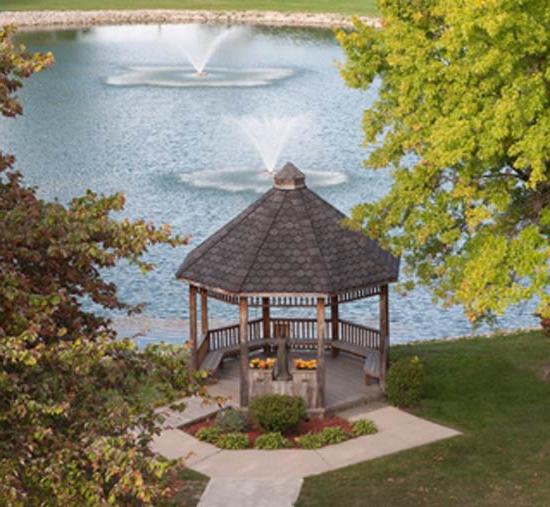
[0,10,381,30]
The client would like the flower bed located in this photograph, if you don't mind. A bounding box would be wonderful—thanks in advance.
[184,411,376,450]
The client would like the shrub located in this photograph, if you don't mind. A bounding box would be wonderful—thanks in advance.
[216,432,249,450]
[250,394,307,433]
[351,419,378,436]
[319,426,349,445]
[195,426,222,444]
[386,356,424,407]
[215,408,249,433]
[296,432,323,449]
[254,432,292,450]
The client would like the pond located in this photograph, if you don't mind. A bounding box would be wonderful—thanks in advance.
[1,24,537,344]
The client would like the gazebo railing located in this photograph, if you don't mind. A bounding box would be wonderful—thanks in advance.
[339,319,380,350]
[200,317,380,357]
[270,318,333,341]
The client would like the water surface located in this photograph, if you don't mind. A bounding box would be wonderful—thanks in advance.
[1,25,537,344]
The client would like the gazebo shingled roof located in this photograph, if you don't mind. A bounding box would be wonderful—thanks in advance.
[176,162,399,296]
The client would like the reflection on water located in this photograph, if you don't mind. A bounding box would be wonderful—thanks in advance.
[3,24,538,343]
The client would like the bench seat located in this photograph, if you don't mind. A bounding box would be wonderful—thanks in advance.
[200,350,224,372]
[331,341,370,358]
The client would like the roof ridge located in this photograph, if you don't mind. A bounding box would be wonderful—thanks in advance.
[176,189,274,277]
[237,190,287,293]
[299,188,335,293]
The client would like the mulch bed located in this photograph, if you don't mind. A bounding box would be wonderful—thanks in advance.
[183,415,352,448]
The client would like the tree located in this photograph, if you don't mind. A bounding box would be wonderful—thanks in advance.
[337,0,549,322]
[0,26,206,505]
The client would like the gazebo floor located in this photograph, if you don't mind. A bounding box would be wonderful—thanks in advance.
[207,351,384,413]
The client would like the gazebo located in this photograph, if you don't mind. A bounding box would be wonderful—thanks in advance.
[176,163,399,412]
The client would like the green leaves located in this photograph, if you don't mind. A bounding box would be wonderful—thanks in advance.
[0,27,204,504]
[338,0,550,321]
[0,26,53,117]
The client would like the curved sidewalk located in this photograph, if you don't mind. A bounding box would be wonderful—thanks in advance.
[151,405,460,506]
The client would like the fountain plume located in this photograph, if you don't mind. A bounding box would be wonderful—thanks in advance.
[179,26,246,74]
[235,115,304,173]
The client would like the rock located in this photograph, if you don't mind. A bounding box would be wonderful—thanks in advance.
[0,9,382,31]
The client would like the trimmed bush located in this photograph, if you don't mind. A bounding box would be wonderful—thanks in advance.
[319,426,349,445]
[215,408,249,433]
[296,432,323,449]
[351,419,378,436]
[254,432,292,450]
[216,432,249,450]
[195,426,222,444]
[250,394,307,433]
[386,356,424,407]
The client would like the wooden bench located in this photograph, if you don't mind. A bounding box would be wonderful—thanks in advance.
[331,341,370,358]
[332,342,380,384]
[200,339,375,375]
[199,340,270,373]
[200,350,224,372]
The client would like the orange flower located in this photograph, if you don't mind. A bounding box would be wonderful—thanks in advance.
[249,357,276,369]
[294,358,317,370]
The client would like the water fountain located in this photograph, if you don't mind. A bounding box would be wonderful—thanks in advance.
[180,26,243,76]
[235,115,303,173]
[107,25,294,88]
[179,115,348,193]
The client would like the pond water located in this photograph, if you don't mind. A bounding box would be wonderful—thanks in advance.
[1,24,537,344]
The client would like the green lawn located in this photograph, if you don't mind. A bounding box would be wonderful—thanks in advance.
[298,330,550,506]
[161,465,209,507]
[1,0,378,16]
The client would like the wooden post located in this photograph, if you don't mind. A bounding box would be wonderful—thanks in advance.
[316,297,326,409]
[189,284,198,371]
[330,295,339,357]
[239,297,249,407]
[200,288,209,337]
[262,297,270,354]
[379,285,390,390]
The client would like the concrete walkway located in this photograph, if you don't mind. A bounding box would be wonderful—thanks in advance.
[198,478,303,507]
[151,404,460,506]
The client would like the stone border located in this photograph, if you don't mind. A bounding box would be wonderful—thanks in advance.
[0,10,382,30]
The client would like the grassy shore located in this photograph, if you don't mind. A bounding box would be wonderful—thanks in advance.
[298,330,550,506]
[1,1,378,16]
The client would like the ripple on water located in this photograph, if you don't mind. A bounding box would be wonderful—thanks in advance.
[106,66,296,88]
[177,168,348,193]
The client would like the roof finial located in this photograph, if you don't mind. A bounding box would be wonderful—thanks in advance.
[274,162,306,190]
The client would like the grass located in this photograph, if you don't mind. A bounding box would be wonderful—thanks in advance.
[1,1,378,16]
[297,330,550,506]
[161,464,209,507]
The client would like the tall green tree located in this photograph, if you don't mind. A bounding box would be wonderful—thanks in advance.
[0,27,205,505]
[338,0,549,322]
